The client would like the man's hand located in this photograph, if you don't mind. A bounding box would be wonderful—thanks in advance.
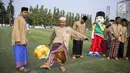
[26,41,28,45]
[85,38,90,41]
[48,43,51,47]
[115,36,119,40]
[15,41,21,45]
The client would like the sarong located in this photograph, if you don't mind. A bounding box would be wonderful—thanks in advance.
[118,42,124,58]
[48,43,67,65]
[13,44,28,68]
[72,40,83,56]
[109,40,120,58]
[126,37,130,57]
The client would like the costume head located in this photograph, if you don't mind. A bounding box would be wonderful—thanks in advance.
[59,17,66,27]
[95,11,105,24]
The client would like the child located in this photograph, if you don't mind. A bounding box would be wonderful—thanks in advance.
[118,18,128,59]
[107,17,122,60]
[40,17,89,71]
[26,23,30,33]
[12,7,31,72]
[102,22,111,56]
[25,16,30,33]
[72,16,87,60]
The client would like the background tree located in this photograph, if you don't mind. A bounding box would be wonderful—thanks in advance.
[0,0,7,25]
[28,5,92,29]
[7,0,14,26]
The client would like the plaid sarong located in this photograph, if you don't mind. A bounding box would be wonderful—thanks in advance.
[109,40,120,58]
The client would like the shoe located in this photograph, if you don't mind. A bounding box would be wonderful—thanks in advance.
[115,58,119,60]
[107,57,110,60]
[125,57,129,60]
[88,52,93,56]
[94,52,100,57]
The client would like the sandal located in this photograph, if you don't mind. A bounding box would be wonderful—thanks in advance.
[60,66,66,72]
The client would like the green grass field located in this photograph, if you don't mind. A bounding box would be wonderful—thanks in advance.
[0,27,130,73]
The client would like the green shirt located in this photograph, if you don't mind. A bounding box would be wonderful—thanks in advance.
[94,24,105,35]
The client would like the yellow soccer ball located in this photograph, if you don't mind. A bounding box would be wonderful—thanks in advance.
[34,45,50,60]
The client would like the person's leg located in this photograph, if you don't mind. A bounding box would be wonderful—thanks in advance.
[114,41,120,60]
[59,63,66,72]
[118,42,124,59]
[13,44,30,72]
[88,35,96,56]
[72,40,81,59]
[103,40,108,54]
[118,42,122,58]
[120,42,124,59]
[94,36,102,56]
[80,40,84,58]
[126,38,130,59]
[72,40,76,59]
[108,40,114,59]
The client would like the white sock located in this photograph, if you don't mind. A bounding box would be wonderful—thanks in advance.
[94,52,98,54]
[89,51,93,53]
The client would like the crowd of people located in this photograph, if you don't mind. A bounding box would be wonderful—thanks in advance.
[11,7,130,72]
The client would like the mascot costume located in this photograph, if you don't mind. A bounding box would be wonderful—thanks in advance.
[88,11,106,56]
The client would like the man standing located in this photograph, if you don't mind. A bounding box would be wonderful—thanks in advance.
[107,17,122,60]
[118,18,128,59]
[12,7,30,72]
[72,16,88,60]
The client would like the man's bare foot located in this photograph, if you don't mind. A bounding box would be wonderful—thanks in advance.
[60,66,66,72]
[19,67,24,71]
[80,55,84,59]
[72,56,76,60]
[40,64,51,70]
[17,67,31,72]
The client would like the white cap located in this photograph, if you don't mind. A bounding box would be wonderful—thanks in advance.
[59,17,66,21]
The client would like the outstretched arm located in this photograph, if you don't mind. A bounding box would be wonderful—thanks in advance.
[48,30,56,46]
[70,27,89,41]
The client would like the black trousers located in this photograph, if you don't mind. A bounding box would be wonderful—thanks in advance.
[72,40,83,56]
[118,42,124,58]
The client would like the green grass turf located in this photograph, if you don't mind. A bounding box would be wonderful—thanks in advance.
[0,27,130,73]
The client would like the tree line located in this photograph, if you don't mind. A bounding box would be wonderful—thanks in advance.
[0,0,14,26]
[0,0,92,28]
[28,5,92,28]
